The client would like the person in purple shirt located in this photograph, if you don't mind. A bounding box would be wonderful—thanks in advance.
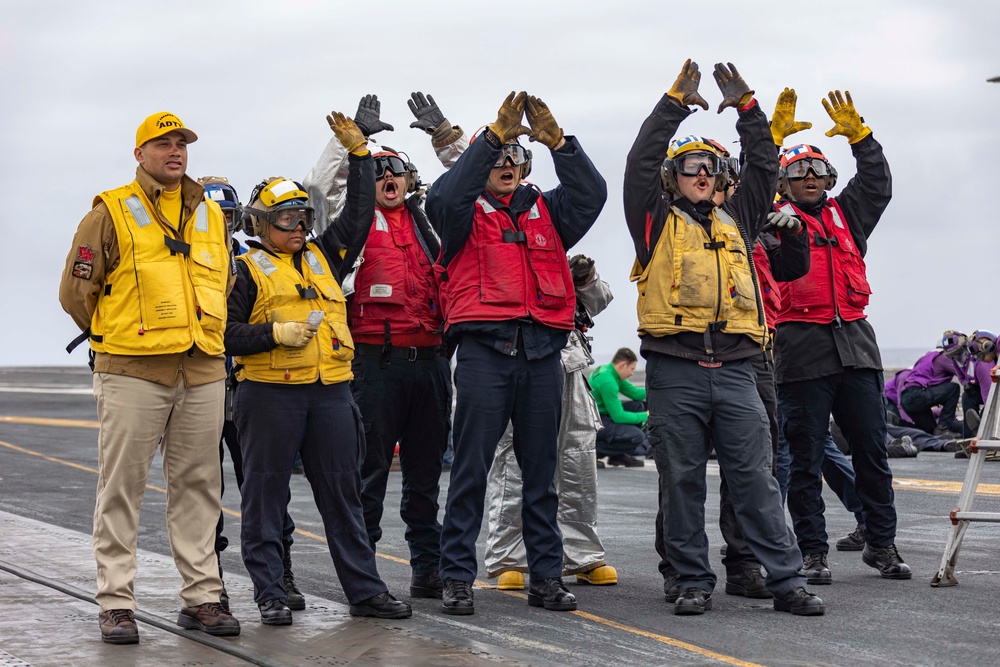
[962,330,997,436]
[898,331,971,437]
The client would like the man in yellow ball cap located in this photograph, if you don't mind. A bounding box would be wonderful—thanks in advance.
[59,111,241,644]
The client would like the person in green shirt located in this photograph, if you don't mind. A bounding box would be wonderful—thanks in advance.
[589,348,649,466]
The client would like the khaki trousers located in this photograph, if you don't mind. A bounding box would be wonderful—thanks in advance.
[92,373,224,610]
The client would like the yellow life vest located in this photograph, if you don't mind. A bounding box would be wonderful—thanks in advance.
[236,243,354,385]
[630,206,766,345]
[91,181,228,356]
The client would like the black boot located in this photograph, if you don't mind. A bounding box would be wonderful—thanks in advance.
[773,587,825,616]
[442,579,474,615]
[862,544,912,579]
[282,552,306,611]
[259,598,292,626]
[349,592,412,619]
[800,552,832,584]
[674,587,712,615]
[410,571,444,599]
[725,564,772,599]
[527,578,577,611]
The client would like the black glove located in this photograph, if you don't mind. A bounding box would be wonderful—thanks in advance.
[408,91,446,134]
[713,62,754,114]
[354,94,394,137]
[569,254,596,286]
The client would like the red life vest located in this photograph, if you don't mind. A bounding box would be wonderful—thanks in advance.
[347,207,443,345]
[773,198,872,326]
[437,194,575,331]
[752,243,782,331]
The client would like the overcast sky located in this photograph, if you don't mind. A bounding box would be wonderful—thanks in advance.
[4,1,998,368]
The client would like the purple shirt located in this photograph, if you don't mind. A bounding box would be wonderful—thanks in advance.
[901,350,970,392]
[973,359,996,404]
[885,369,913,422]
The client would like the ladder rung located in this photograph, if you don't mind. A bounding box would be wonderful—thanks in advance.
[972,440,1000,451]
[951,511,1000,523]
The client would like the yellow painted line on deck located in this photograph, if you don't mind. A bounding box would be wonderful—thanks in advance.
[894,477,1000,496]
[2,427,758,666]
[0,415,100,429]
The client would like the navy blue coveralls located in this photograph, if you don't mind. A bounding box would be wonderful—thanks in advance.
[426,130,606,584]
[224,153,388,606]
[625,95,807,597]
[774,133,896,557]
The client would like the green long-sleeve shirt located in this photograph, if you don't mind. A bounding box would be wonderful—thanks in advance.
[588,362,647,425]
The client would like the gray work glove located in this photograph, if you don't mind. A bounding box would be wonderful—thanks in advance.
[762,211,802,234]
[354,94,394,137]
[408,91,446,134]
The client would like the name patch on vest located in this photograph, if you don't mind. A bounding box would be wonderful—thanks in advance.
[304,251,325,275]
[124,195,153,228]
[369,284,392,298]
[250,252,278,276]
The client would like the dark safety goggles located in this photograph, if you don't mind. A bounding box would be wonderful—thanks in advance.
[374,155,409,179]
[494,143,529,168]
[672,152,724,177]
[785,158,833,180]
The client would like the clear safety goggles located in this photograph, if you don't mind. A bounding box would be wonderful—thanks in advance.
[673,152,724,177]
[785,158,833,180]
[374,155,409,179]
[494,143,529,168]
[221,207,241,233]
[244,205,315,232]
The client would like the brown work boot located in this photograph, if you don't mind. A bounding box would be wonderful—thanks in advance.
[177,602,241,636]
[98,608,139,644]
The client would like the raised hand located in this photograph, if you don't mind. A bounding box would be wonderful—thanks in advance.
[353,94,394,137]
[325,111,367,154]
[823,90,872,144]
[770,87,813,147]
[714,62,754,114]
[407,91,446,134]
[525,95,564,150]
[488,91,531,143]
[667,59,709,111]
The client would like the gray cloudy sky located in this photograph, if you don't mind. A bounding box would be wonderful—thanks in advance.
[4,1,997,367]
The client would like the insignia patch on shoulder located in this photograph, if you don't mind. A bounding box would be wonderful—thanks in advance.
[76,245,95,263]
[72,262,92,279]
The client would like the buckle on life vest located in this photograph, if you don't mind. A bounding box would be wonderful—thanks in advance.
[502,229,527,243]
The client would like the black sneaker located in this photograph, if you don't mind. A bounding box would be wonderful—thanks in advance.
[410,571,444,599]
[258,598,292,626]
[527,577,577,611]
[442,579,474,615]
[282,554,306,611]
[663,574,679,603]
[725,565,772,599]
[800,552,832,585]
[607,454,644,468]
[862,544,912,579]
[836,523,866,551]
[674,587,712,615]
[773,587,825,616]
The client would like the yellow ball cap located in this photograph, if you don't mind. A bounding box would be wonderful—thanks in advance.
[135,112,198,148]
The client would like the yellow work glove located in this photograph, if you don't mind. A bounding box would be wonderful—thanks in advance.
[326,111,369,156]
[666,59,709,111]
[488,91,531,144]
[770,87,813,147]
[713,62,754,114]
[525,95,564,150]
[272,321,317,348]
[822,90,872,144]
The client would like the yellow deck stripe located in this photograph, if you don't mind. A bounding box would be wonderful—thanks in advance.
[0,433,757,665]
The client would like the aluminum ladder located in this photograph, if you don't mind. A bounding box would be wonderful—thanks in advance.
[930,380,1000,586]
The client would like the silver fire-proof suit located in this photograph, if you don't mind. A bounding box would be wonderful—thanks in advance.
[484,274,613,577]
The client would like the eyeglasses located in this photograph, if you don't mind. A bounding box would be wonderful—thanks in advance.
[494,143,529,168]
[374,155,409,180]
[670,152,724,177]
[785,158,832,180]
